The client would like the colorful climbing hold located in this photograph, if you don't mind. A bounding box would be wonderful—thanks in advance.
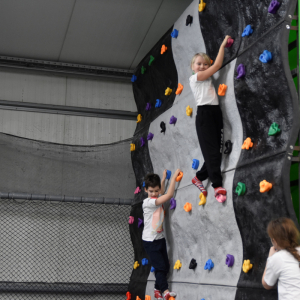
[268,0,281,14]
[141,66,146,74]
[133,261,140,269]
[268,122,281,136]
[142,258,148,266]
[174,260,182,270]
[146,103,151,111]
[169,116,177,125]
[142,181,145,187]
[236,64,246,79]
[155,99,162,108]
[134,187,141,194]
[150,266,155,272]
[136,296,141,300]
[176,171,183,182]
[224,140,233,154]
[235,182,246,196]
[137,114,142,123]
[241,138,253,150]
[130,144,136,151]
[184,202,192,212]
[260,180,272,193]
[242,25,253,37]
[198,193,206,206]
[170,198,176,210]
[189,258,197,269]
[186,105,193,116]
[166,170,172,180]
[145,296,151,300]
[226,254,235,267]
[147,132,154,141]
[140,137,145,147]
[218,84,227,96]
[161,45,167,54]
[259,50,272,63]
[204,259,214,271]
[171,29,179,38]
[160,122,166,133]
[129,216,134,224]
[165,87,172,96]
[225,38,234,48]
[243,260,253,273]
[192,159,199,170]
[131,75,137,83]
[175,83,184,95]
[186,15,193,26]
[210,59,213,65]
[138,218,143,228]
[126,291,132,300]
[148,55,155,66]
[199,0,206,12]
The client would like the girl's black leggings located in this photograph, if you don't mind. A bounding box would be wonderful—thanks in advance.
[195,105,224,188]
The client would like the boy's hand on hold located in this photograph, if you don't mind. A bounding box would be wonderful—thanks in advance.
[162,169,167,180]
[172,169,182,180]
[221,35,232,48]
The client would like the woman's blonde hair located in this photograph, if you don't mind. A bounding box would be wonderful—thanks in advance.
[190,53,211,69]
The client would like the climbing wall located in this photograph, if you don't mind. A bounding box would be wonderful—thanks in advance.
[128,0,299,299]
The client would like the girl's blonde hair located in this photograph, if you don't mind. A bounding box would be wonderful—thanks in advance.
[190,53,211,69]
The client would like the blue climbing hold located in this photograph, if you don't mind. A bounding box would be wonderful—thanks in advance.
[242,25,253,37]
[171,29,179,38]
[259,50,273,63]
[131,75,137,82]
[192,159,199,169]
[204,259,214,271]
[150,266,155,272]
[155,99,162,108]
[142,258,148,266]
[142,181,145,187]
[166,170,171,180]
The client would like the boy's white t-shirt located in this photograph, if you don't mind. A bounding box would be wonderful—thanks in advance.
[264,247,300,300]
[189,73,219,106]
[142,197,165,242]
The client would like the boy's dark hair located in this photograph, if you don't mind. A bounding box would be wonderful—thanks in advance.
[145,173,161,189]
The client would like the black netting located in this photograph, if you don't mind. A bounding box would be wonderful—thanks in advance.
[0,198,133,299]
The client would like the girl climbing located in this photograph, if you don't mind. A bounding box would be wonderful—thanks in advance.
[262,217,300,299]
[189,35,231,203]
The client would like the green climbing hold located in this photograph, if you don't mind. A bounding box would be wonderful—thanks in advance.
[148,55,155,66]
[268,122,281,136]
[141,66,146,74]
[235,182,246,196]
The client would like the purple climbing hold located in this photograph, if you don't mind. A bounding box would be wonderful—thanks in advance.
[138,218,143,228]
[268,0,281,14]
[146,103,151,111]
[169,116,177,125]
[236,64,246,79]
[170,198,176,210]
[140,137,145,147]
[226,254,235,267]
[147,132,154,141]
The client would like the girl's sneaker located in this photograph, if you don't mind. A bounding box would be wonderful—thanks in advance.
[154,289,163,300]
[214,187,227,203]
[192,177,207,196]
[163,291,177,300]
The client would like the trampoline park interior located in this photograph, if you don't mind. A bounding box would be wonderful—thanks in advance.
[0,0,300,299]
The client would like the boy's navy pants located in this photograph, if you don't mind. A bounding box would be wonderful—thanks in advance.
[143,238,169,292]
[195,105,223,188]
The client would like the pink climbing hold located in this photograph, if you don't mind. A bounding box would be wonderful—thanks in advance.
[128,216,134,224]
[225,38,234,48]
[134,187,141,194]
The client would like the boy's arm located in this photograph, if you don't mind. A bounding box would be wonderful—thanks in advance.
[196,35,231,82]
[155,169,181,206]
[160,169,167,195]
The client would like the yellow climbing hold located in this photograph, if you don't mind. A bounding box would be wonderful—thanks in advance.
[186,105,193,116]
[174,260,182,270]
[199,193,206,206]
[133,261,140,269]
[130,144,136,152]
[199,0,206,12]
[137,114,142,123]
[243,260,253,273]
[165,87,172,96]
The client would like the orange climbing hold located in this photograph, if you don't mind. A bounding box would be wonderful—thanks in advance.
[184,202,192,212]
[199,0,206,11]
[145,296,151,300]
[161,45,167,54]
[218,84,227,96]
[175,83,184,95]
[210,59,213,65]
[176,171,183,182]
[241,138,253,150]
[169,298,175,300]
[136,297,141,300]
[260,180,272,193]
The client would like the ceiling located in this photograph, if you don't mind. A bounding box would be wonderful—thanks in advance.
[0,0,193,71]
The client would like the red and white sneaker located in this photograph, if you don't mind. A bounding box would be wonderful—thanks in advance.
[192,177,207,196]
[154,289,163,300]
[214,187,227,203]
[163,291,177,300]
